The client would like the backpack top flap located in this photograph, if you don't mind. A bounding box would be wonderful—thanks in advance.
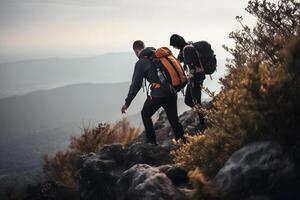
[155,47,172,58]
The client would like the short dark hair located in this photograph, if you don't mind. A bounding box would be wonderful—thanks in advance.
[132,40,145,50]
[170,34,186,50]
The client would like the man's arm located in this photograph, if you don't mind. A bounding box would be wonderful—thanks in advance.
[177,50,184,63]
[124,61,144,108]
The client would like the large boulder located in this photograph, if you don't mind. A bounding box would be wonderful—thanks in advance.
[76,142,183,200]
[76,153,118,200]
[214,142,299,200]
[125,142,174,167]
[116,164,186,200]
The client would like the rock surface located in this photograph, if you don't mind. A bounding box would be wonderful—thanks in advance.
[116,164,185,200]
[214,142,299,200]
[76,142,191,200]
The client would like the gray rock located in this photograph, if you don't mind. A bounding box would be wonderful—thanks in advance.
[214,141,299,200]
[116,164,186,200]
[158,164,189,187]
[76,142,178,200]
[76,153,118,200]
[125,142,173,167]
[99,143,126,164]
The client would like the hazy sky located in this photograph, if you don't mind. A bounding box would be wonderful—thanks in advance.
[0,0,262,62]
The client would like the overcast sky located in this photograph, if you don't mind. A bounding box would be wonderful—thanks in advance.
[0,0,263,62]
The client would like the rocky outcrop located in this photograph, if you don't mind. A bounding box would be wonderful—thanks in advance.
[76,142,191,200]
[116,164,185,200]
[213,142,299,200]
[74,109,203,200]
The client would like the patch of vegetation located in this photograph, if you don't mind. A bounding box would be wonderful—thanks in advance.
[43,118,140,188]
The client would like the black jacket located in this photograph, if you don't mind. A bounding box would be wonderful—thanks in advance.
[125,47,172,107]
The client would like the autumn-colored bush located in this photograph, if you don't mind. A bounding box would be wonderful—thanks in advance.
[172,0,300,182]
[43,118,140,188]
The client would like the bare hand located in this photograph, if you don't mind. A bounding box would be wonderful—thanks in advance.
[121,104,128,114]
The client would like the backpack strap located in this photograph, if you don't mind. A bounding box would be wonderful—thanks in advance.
[183,44,205,73]
[142,78,148,96]
[191,44,205,73]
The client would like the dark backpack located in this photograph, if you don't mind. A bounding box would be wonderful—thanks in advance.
[192,41,217,75]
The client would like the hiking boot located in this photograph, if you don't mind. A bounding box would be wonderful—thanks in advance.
[175,136,187,144]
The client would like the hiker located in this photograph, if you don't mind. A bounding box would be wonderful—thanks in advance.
[170,34,213,130]
[121,40,186,145]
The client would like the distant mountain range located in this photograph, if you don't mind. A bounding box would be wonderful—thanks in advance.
[0,52,136,99]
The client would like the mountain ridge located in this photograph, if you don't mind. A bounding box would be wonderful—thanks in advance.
[0,52,133,65]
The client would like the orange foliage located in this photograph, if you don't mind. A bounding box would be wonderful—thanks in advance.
[43,118,140,188]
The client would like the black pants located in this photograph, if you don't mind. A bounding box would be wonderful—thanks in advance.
[141,94,185,143]
[185,80,205,124]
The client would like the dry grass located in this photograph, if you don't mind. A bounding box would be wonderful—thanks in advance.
[43,118,140,188]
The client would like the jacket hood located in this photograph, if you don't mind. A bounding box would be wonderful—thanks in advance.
[138,47,156,58]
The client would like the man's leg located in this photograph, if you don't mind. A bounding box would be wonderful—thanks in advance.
[162,94,185,141]
[193,82,205,125]
[186,81,205,125]
[141,97,162,144]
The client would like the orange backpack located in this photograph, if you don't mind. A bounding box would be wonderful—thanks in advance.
[152,47,187,92]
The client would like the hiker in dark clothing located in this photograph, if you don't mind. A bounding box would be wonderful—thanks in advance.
[170,34,206,127]
[121,40,186,144]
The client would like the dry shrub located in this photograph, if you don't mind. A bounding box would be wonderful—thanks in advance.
[43,118,140,188]
[188,168,220,200]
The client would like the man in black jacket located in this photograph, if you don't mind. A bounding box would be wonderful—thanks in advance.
[170,34,206,129]
[121,40,185,145]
